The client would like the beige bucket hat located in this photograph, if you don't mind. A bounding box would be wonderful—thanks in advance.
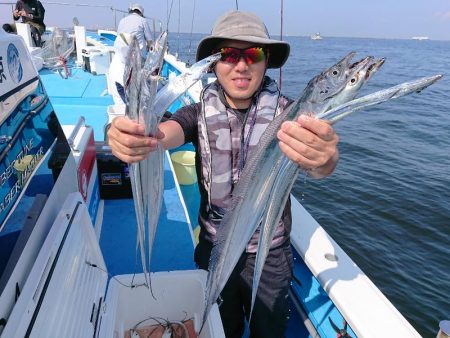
[196,10,290,68]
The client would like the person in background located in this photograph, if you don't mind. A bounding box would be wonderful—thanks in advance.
[2,0,46,47]
[115,3,152,58]
[107,4,153,120]
[107,10,340,338]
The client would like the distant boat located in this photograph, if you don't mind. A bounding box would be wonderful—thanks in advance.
[310,32,323,40]
[412,36,429,40]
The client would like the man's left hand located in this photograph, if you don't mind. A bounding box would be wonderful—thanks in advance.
[277,114,339,179]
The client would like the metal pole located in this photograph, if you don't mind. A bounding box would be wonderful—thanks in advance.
[114,8,117,30]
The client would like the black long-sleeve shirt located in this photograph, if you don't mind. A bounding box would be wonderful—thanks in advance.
[170,102,292,249]
[14,0,45,27]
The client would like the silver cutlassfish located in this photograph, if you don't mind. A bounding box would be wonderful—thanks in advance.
[139,32,168,294]
[145,53,221,283]
[251,66,441,318]
[202,50,442,326]
[124,36,220,291]
[249,56,386,319]
[124,36,150,286]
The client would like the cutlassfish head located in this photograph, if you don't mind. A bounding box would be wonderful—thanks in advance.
[167,53,221,91]
[189,52,222,76]
[143,31,168,74]
[305,52,356,105]
[325,55,383,108]
[366,57,385,81]
[123,36,144,119]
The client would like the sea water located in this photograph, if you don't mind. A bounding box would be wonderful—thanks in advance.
[171,33,450,338]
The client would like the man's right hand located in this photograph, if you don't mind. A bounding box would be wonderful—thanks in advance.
[107,116,163,163]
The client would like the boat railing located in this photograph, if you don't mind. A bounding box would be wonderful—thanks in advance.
[0,2,14,12]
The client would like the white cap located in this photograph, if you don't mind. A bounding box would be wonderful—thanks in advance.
[129,3,144,15]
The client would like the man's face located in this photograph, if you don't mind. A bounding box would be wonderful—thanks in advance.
[214,40,267,109]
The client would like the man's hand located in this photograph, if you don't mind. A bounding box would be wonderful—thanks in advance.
[277,115,339,179]
[107,116,163,163]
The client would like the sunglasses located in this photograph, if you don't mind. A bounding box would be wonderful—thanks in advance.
[215,47,267,65]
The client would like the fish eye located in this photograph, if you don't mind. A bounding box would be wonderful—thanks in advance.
[349,74,359,85]
[331,68,340,76]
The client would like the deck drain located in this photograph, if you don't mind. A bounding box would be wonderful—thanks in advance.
[325,253,338,262]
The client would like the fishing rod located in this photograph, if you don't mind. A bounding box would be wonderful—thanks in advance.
[187,0,197,65]
[279,0,284,90]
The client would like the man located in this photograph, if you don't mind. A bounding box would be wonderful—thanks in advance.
[3,0,46,46]
[108,4,152,112]
[115,3,152,57]
[107,10,339,338]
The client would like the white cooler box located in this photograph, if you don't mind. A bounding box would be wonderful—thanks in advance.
[82,48,110,75]
[1,193,225,338]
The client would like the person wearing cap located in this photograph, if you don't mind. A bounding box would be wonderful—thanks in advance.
[107,10,339,338]
[108,4,152,115]
[115,4,152,57]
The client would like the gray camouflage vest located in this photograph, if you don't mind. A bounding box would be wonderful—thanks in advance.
[197,76,291,252]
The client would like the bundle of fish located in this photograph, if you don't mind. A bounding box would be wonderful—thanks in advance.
[202,52,442,325]
[123,32,220,293]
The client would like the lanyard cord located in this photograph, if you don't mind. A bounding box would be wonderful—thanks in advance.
[238,100,259,177]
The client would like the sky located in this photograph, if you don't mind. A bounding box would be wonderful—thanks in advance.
[1,0,450,40]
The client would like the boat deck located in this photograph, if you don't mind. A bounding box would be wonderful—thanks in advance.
[40,66,198,274]
[99,153,196,276]
[39,66,113,141]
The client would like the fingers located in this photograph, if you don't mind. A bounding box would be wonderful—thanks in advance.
[107,116,159,163]
[111,116,145,135]
[295,115,336,142]
[277,115,339,170]
[108,138,154,163]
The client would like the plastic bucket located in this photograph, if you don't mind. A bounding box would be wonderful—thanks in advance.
[170,151,197,185]
[14,155,34,186]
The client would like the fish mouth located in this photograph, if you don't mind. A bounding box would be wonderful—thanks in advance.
[349,55,374,75]
[338,52,377,74]
[336,51,357,69]
[366,58,385,80]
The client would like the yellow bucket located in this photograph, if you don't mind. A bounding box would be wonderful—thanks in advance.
[171,151,197,185]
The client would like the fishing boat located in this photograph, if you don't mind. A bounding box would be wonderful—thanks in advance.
[310,32,322,40]
[0,7,425,338]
